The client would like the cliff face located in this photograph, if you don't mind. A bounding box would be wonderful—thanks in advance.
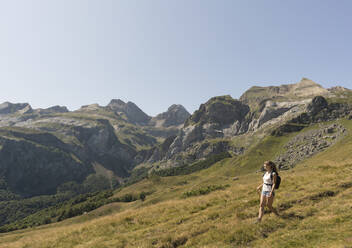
[0,134,91,197]
[0,117,136,197]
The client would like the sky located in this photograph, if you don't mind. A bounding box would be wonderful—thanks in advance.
[0,0,352,116]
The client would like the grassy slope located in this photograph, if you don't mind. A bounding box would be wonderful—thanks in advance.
[1,119,352,247]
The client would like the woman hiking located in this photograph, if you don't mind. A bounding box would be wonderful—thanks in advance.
[255,161,279,223]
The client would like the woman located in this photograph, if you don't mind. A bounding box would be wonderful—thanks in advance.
[256,161,279,223]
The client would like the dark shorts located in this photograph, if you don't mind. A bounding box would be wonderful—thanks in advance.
[262,190,275,197]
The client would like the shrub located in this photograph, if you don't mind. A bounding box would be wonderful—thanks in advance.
[139,192,146,201]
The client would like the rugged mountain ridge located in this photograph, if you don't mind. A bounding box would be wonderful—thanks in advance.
[1,78,352,236]
[0,78,351,198]
[0,100,190,197]
[136,78,352,171]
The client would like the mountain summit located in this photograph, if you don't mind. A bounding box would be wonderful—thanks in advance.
[150,104,190,128]
[107,99,151,125]
[240,78,331,111]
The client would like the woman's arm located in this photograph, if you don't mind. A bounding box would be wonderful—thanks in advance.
[256,183,263,192]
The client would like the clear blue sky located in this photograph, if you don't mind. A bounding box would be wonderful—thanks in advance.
[0,1,351,116]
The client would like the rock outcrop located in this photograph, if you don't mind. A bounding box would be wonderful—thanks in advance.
[185,95,250,128]
[274,123,347,170]
[248,100,306,130]
[272,96,352,136]
[0,102,33,115]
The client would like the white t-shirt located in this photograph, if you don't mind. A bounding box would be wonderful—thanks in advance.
[262,172,275,191]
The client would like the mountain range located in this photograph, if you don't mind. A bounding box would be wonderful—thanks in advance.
[0,78,351,198]
[1,78,352,247]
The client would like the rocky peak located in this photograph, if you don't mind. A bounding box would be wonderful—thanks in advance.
[107,99,126,109]
[290,78,329,97]
[0,102,33,115]
[240,78,331,112]
[185,95,250,127]
[150,104,190,128]
[167,104,187,113]
[107,99,151,125]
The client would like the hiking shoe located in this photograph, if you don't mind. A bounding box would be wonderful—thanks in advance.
[254,218,261,224]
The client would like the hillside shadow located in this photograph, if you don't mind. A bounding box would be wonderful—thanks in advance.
[279,212,305,220]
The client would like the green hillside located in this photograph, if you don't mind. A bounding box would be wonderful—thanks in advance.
[0,118,351,247]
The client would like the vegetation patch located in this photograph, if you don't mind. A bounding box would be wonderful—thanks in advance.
[308,190,336,201]
[182,184,229,198]
[0,189,150,233]
[0,190,114,233]
[111,191,151,203]
[125,166,150,185]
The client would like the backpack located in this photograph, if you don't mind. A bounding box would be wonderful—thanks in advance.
[271,172,281,189]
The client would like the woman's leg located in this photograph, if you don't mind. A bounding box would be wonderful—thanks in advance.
[267,195,279,216]
[258,194,266,221]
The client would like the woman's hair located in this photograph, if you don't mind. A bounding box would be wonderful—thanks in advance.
[264,161,278,174]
